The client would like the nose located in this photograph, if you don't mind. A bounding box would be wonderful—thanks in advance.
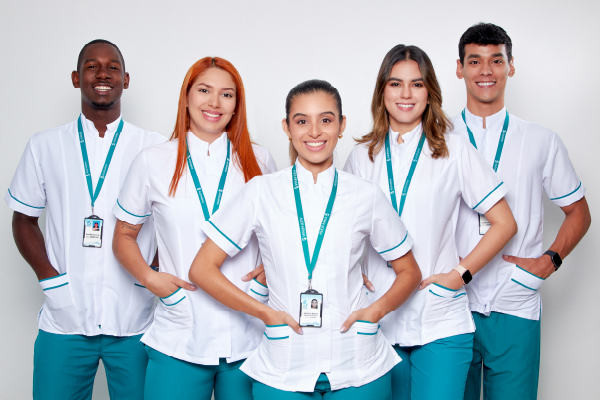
[481,63,492,76]
[208,92,220,108]
[95,65,111,80]
[308,122,321,138]
[400,84,412,99]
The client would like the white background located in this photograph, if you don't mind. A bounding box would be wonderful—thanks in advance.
[0,0,598,398]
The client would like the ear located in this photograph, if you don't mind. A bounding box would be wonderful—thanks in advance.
[282,118,291,140]
[456,59,464,79]
[71,70,80,88]
[339,115,347,135]
[123,72,130,89]
[508,57,515,77]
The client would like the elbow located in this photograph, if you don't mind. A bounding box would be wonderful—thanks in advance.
[508,217,518,239]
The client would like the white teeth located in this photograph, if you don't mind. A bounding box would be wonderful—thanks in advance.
[203,111,220,118]
[477,82,495,87]
[398,104,414,110]
[306,142,325,147]
[96,86,111,91]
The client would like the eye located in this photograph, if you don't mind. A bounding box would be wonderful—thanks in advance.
[493,59,503,64]
[321,118,331,123]
[296,119,307,125]
[469,60,479,65]
[413,82,424,88]
[222,92,233,98]
[390,82,400,87]
[198,88,208,93]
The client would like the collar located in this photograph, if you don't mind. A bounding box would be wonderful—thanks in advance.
[389,123,423,146]
[186,131,228,155]
[294,158,336,188]
[464,107,507,133]
[79,113,122,140]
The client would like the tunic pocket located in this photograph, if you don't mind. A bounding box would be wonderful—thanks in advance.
[494,265,544,313]
[355,320,380,365]
[39,273,80,333]
[154,288,193,335]
[263,325,291,371]
[422,283,469,332]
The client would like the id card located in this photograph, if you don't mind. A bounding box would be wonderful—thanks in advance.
[83,215,103,248]
[479,213,491,235]
[299,289,323,328]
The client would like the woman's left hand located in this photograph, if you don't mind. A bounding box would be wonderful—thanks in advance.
[418,270,463,291]
[340,306,385,333]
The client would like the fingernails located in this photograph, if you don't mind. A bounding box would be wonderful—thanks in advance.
[369,285,375,291]
[298,328,304,335]
[503,255,508,259]
[340,326,347,333]
[190,285,197,290]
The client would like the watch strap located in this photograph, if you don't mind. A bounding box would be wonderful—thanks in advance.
[453,265,472,284]
[544,250,562,270]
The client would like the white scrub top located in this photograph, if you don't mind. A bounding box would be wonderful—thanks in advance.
[114,132,277,365]
[453,108,585,321]
[344,123,507,346]
[201,160,413,392]
[5,114,166,336]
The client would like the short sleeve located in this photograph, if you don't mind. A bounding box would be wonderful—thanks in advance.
[369,184,413,261]
[201,177,261,257]
[343,146,359,176]
[458,139,508,214]
[113,151,152,225]
[263,151,278,175]
[5,137,46,217]
[543,132,585,207]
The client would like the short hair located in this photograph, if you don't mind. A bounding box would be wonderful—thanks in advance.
[458,23,512,65]
[77,39,125,72]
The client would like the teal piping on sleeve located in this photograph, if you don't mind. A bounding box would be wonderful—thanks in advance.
[8,189,45,209]
[117,199,151,218]
[550,182,582,201]
[134,283,146,288]
[472,182,504,210]
[378,232,408,254]
[208,221,242,250]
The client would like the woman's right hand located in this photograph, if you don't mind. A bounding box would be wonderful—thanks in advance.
[143,271,197,298]
[263,310,303,335]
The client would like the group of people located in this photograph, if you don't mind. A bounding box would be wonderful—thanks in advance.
[6,22,591,400]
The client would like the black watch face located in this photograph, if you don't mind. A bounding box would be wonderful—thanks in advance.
[463,270,473,284]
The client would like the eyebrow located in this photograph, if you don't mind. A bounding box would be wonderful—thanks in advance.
[467,53,505,60]
[84,58,122,65]
[196,83,236,91]
[292,111,336,119]
[388,77,424,83]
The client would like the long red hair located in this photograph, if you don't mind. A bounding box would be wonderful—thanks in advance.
[168,57,262,196]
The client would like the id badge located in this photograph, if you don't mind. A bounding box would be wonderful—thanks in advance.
[83,215,103,248]
[479,213,491,235]
[299,289,323,328]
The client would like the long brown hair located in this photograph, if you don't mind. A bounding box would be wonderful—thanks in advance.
[357,45,452,161]
[168,57,262,195]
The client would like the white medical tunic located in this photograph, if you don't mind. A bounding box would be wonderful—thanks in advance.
[201,161,413,392]
[344,124,507,346]
[114,132,277,364]
[453,108,585,321]
[5,114,166,336]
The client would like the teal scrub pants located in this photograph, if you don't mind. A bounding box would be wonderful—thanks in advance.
[252,371,392,399]
[464,312,540,400]
[392,333,474,400]
[33,329,147,400]
[144,346,252,400]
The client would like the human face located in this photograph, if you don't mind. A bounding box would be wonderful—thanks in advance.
[456,44,515,109]
[71,43,129,110]
[384,60,428,135]
[187,68,236,140]
[282,92,346,175]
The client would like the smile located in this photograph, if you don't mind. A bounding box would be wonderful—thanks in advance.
[397,103,415,110]
[306,141,325,147]
[94,86,112,92]
[202,110,223,121]
[476,82,495,87]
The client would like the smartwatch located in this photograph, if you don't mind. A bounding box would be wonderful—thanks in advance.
[453,265,472,285]
[544,250,562,271]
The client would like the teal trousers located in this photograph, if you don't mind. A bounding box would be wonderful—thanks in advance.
[392,333,474,400]
[33,329,147,400]
[144,346,252,400]
[464,312,540,400]
[252,371,391,400]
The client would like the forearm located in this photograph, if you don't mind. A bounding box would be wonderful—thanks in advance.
[12,212,58,280]
[550,197,591,258]
[113,220,153,285]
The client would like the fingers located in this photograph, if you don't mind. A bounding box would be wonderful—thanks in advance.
[503,255,521,265]
[173,276,197,291]
[418,275,436,290]
[362,273,375,292]
[284,314,303,335]
[242,264,265,282]
[257,271,267,286]
[340,312,358,333]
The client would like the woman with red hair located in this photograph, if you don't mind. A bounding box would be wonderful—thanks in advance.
[112,57,276,400]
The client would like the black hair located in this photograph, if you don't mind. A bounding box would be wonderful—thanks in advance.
[285,79,343,123]
[458,23,512,65]
[77,39,125,72]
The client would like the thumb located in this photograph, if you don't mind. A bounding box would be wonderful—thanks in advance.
[363,273,375,292]
[174,276,197,291]
[503,255,521,265]
[418,275,436,290]
[340,312,358,333]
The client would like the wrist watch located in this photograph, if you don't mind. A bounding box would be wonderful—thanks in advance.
[453,265,472,284]
[544,250,562,270]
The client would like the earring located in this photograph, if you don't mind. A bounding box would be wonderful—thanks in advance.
[338,134,343,139]
[288,137,292,141]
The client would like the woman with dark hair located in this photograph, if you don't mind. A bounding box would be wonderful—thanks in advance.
[188,79,422,399]
[112,57,276,400]
[344,45,517,400]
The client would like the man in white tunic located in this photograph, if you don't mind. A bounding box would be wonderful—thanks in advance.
[453,23,591,400]
[5,40,165,399]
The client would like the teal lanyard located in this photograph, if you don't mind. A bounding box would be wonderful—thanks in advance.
[77,115,123,214]
[292,165,338,287]
[186,138,230,221]
[461,109,509,172]
[385,132,426,217]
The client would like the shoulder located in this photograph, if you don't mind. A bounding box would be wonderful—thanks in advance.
[337,169,379,195]
[137,138,178,161]
[251,143,277,173]
[29,119,77,146]
[510,114,557,140]
[347,142,371,162]
[122,121,168,146]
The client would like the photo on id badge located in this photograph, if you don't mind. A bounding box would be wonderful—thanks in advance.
[300,291,323,327]
[83,216,103,248]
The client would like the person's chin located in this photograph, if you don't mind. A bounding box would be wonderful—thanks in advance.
[91,99,116,109]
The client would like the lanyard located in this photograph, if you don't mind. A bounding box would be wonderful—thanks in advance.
[292,165,338,288]
[186,138,230,221]
[77,115,123,214]
[461,109,509,172]
[385,131,426,217]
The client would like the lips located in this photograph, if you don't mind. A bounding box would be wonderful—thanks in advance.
[396,103,415,111]
[92,83,114,94]
[305,141,326,152]
[202,110,223,122]
[476,81,496,88]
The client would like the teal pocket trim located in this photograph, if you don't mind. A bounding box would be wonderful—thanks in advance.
[39,273,66,283]
[8,188,45,209]
[550,182,581,201]
[472,182,504,210]
[117,199,151,218]
[266,324,288,327]
[357,325,380,335]
[208,221,242,251]
[356,320,375,324]
[161,296,186,306]
[432,283,458,291]
[429,290,443,297]
[515,265,545,280]
[454,292,467,298]
[134,283,146,288]
[264,332,289,340]
[43,282,69,291]
[250,289,268,297]
[160,287,181,299]
[511,279,537,291]
[378,231,408,254]
[253,278,268,288]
